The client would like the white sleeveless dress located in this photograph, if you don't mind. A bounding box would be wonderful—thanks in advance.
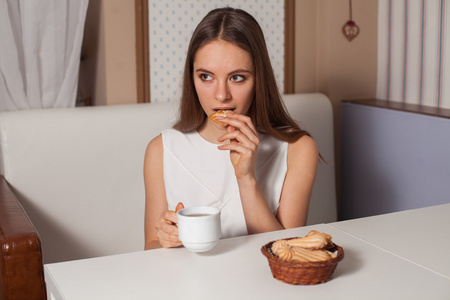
[162,128,288,238]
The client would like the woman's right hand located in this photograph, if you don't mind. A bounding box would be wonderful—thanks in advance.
[154,203,185,248]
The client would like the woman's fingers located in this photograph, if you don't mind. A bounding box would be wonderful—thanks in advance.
[218,129,258,153]
[215,114,259,152]
[218,125,258,148]
[175,202,185,212]
[155,221,182,248]
[226,113,257,135]
[217,114,258,144]
[217,143,255,162]
[216,115,259,178]
[162,209,178,224]
[155,209,182,248]
[214,113,260,178]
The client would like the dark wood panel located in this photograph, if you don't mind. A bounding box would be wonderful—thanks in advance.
[342,99,450,119]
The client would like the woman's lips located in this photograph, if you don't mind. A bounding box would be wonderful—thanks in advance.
[213,108,235,112]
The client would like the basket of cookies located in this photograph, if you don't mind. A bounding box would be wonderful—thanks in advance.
[261,230,344,285]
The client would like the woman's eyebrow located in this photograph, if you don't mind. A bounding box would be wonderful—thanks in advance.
[194,68,213,74]
[228,69,253,75]
[194,68,253,75]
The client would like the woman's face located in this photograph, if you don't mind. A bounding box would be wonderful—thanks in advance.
[193,40,255,129]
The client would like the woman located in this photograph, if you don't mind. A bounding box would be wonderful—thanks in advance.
[144,7,318,250]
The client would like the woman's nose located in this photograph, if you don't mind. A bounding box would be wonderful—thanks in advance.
[214,81,231,102]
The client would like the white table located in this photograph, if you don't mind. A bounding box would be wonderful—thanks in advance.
[329,203,450,280]
[45,205,450,300]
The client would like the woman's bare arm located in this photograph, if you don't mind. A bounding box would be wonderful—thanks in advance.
[144,135,182,250]
[218,113,318,233]
[276,135,318,228]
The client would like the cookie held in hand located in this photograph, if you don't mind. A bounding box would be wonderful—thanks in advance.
[209,110,234,128]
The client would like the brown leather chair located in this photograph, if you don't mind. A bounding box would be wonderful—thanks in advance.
[0,176,47,300]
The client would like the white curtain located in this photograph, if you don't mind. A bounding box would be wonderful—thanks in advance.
[0,0,89,111]
[376,0,449,109]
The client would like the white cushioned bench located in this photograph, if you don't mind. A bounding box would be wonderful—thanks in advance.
[0,93,336,266]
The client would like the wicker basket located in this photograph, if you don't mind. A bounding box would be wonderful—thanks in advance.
[261,239,344,285]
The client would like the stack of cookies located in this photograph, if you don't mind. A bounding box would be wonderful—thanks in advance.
[271,230,336,262]
[261,230,344,285]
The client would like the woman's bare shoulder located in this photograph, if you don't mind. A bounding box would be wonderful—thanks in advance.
[145,134,163,162]
[286,135,319,173]
[288,135,318,157]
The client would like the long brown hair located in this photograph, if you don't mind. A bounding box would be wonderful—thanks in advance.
[173,7,309,143]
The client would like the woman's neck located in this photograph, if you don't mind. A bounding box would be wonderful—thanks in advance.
[196,120,228,144]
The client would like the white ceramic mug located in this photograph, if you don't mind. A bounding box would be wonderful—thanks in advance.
[177,206,221,252]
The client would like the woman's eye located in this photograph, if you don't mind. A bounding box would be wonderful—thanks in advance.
[200,74,212,81]
[230,75,245,82]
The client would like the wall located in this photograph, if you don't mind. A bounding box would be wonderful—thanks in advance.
[295,0,378,99]
[80,0,378,107]
[295,0,378,200]
[79,0,137,106]
[295,1,318,93]
[340,101,450,220]
[148,1,285,102]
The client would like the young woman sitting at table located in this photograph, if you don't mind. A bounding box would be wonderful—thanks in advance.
[144,7,319,250]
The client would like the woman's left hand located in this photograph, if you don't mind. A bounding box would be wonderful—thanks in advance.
[216,114,259,179]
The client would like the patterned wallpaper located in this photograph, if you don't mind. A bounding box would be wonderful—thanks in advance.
[149,0,284,102]
[376,0,449,109]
